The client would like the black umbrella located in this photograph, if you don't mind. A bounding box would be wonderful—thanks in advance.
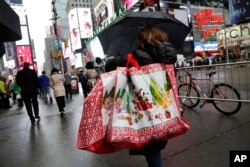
[97,11,191,57]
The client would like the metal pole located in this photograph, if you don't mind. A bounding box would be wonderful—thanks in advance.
[223,0,229,63]
[76,7,84,67]
[51,1,64,74]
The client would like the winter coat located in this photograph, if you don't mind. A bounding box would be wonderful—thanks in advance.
[0,80,6,94]
[50,73,66,97]
[16,67,39,94]
[39,74,50,88]
[105,41,177,155]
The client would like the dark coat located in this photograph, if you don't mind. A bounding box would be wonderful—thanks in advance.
[16,67,39,94]
[105,41,177,155]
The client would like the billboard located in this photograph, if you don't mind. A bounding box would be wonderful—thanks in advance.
[86,36,105,61]
[125,0,139,9]
[216,23,250,48]
[68,8,82,52]
[229,0,250,24]
[16,46,33,68]
[77,8,93,39]
[194,41,218,52]
[94,0,115,26]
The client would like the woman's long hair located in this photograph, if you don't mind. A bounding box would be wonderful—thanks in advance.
[138,26,168,48]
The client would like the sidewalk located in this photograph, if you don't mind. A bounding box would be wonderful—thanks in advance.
[0,93,249,167]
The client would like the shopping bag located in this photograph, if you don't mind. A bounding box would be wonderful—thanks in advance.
[77,71,121,154]
[106,63,190,150]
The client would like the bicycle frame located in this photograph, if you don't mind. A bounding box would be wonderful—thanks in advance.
[178,70,214,99]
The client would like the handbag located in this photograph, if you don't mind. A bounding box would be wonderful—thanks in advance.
[105,54,190,150]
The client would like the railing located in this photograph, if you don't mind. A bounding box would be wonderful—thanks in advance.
[176,61,250,103]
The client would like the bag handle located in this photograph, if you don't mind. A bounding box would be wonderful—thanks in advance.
[126,53,140,68]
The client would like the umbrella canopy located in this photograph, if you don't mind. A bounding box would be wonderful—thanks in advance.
[97,11,191,57]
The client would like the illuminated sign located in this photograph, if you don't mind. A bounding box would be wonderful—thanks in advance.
[194,9,224,40]
[16,45,33,68]
[216,22,250,47]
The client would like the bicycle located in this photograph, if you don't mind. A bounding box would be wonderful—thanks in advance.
[178,69,242,116]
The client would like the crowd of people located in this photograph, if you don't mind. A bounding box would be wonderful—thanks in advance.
[1,26,181,167]
[0,57,106,114]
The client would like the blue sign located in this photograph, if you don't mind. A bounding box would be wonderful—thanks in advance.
[9,0,22,4]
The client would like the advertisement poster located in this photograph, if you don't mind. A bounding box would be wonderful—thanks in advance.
[78,8,93,38]
[94,0,115,26]
[68,8,82,52]
[125,0,139,9]
[16,46,33,68]
[229,0,250,24]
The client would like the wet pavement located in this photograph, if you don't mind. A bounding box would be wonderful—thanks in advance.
[0,92,250,167]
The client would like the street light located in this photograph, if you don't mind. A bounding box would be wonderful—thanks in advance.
[50,0,64,73]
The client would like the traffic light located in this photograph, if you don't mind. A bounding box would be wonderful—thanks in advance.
[64,39,69,48]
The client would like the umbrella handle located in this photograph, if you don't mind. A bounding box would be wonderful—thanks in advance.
[126,53,140,68]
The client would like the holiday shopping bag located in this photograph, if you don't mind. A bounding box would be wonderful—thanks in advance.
[106,63,190,150]
[77,71,121,154]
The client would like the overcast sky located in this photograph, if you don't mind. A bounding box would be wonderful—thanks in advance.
[22,0,52,72]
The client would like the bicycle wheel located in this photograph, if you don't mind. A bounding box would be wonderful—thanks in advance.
[211,83,242,116]
[178,83,200,108]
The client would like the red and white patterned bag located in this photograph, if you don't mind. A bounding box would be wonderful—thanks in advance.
[77,56,190,153]
[105,63,190,150]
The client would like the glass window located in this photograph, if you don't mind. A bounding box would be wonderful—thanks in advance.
[72,4,74,7]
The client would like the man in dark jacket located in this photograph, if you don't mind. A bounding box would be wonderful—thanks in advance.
[16,62,40,124]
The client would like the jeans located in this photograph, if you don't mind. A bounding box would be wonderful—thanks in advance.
[144,150,163,167]
[41,87,52,102]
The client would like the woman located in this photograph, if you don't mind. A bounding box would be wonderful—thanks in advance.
[85,62,98,93]
[50,68,66,114]
[105,26,177,167]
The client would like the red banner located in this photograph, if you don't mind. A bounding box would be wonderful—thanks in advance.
[16,46,33,69]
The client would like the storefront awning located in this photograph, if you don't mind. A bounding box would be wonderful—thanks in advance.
[0,0,21,42]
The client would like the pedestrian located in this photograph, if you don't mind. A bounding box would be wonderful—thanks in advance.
[85,62,98,93]
[0,76,11,109]
[77,69,88,98]
[50,68,66,114]
[13,81,23,107]
[64,72,72,100]
[39,71,53,104]
[16,62,40,124]
[105,26,177,167]
[95,57,105,76]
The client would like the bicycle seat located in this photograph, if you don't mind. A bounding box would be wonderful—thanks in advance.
[207,71,216,77]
